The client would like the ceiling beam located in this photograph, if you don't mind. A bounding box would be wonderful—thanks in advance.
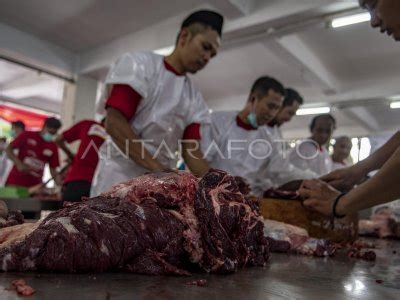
[265,34,341,94]
[0,72,42,90]
[0,96,60,114]
[0,22,76,80]
[341,107,381,133]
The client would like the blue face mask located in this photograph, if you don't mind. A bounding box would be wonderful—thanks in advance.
[10,129,16,138]
[247,112,258,129]
[42,132,55,142]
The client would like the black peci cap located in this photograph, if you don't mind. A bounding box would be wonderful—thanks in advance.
[181,10,224,36]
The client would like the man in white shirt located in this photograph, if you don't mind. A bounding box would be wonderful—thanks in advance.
[201,77,315,196]
[331,136,352,171]
[289,114,336,176]
[265,88,304,156]
[91,10,224,196]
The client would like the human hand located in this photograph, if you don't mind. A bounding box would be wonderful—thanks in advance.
[299,179,342,216]
[320,165,365,192]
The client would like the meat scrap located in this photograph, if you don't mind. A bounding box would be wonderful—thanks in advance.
[347,248,376,261]
[186,279,207,287]
[263,180,302,200]
[0,169,269,275]
[0,211,25,229]
[358,204,400,239]
[9,279,36,296]
[263,219,335,257]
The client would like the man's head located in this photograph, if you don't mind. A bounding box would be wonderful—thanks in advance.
[175,10,223,74]
[333,136,352,162]
[247,76,285,126]
[11,120,25,137]
[273,88,303,126]
[42,117,62,141]
[309,114,336,146]
[359,0,400,41]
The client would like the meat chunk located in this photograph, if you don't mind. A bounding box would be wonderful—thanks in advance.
[0,169,269,275]
[263,219,335,257]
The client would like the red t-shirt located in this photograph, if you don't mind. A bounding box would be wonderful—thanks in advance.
[6,131,60,187]
[63,120,106,184]
[105,60,202,140]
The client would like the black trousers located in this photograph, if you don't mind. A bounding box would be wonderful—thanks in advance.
[62,180,92,202]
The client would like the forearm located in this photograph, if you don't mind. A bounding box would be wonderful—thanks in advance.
[182,142,209,177]
[337,147,400,215]
[50,168,62,186]
[5,146,21,166]
[106,108,164,171]
[356,131,400,174]
[55,137,74,160]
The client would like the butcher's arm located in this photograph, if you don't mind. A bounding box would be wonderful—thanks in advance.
[106,108,165,172]
[49,168,62,186]
[336,147,400,215]
[182,140,210,177]
[6,144,28,173]
[55,135,74,161]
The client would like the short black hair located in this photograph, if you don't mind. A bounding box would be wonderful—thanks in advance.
[176,10,224,45]
[0,137,6,143]
[181,10,223,36]
[44,117,62,129]
[283,88,303,107]
[309,114,336,131]
[11,120,25,130]
[250,76,285,99]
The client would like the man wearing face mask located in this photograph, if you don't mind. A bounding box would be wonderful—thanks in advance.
[200,76,288,196]
[91,10,223,196]
[289,114,336,176]
[5,117,62,188]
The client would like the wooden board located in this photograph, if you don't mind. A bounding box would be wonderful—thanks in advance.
[260,198,358,242]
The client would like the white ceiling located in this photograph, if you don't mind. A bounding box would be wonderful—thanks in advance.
[0,0,201,52]
[0,0,399,138]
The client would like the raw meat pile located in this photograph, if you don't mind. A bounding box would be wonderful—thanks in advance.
[0,169,269,275]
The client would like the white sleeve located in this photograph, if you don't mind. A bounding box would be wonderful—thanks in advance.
[105,52,155,98]
[187,91,211,126]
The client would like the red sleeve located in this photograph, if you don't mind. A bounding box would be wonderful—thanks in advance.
[10,131,28,149]
[105,84,142,120]
[62,121,85,143]
[183,123,201,140]
[49,145,60,169]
